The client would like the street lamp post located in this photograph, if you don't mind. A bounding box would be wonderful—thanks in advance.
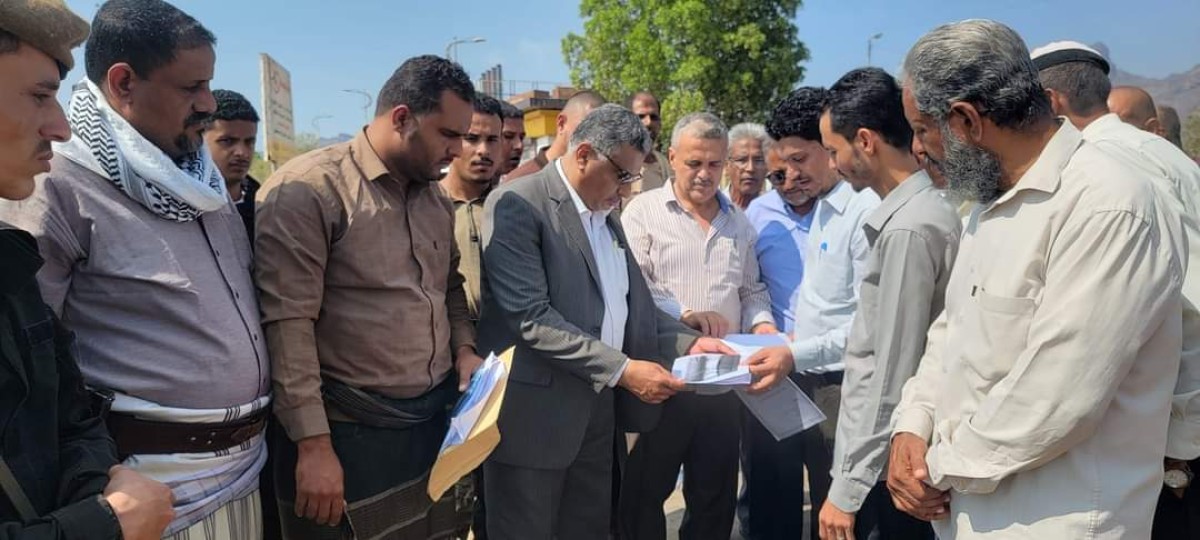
[867,33,883,66]
[311,115,332,137]
[341,89,372,125]
[445,36,486,63]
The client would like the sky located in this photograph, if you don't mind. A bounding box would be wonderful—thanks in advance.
[62,0,1200,142]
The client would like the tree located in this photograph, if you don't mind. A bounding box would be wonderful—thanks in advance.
[563,0,808,142]
[1185,107,1200,159]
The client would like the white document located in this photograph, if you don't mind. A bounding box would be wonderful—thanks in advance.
[671,354,752,389]
[721,333,789,357]
[736,376,826,441]
[439,353,507,453]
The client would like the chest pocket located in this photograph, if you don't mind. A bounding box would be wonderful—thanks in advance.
[961,289,1036,384]
[810,249,855,305]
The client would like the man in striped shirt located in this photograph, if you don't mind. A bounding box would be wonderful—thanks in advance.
[619,112,779,540]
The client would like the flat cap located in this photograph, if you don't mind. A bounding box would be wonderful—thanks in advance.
[0,0,89,72]
[1030,40,1110,75]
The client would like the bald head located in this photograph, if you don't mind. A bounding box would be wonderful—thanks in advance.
[1156,105,1183,149]
[547,89,607,159]
[1108,86,1159,133]
[563,90,607,117]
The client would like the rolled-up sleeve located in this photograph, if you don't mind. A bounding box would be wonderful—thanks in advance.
[254,175,334,441]
[925,210,1180,493]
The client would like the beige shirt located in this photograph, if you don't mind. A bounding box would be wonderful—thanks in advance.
[894,123,1185,539]
[1081,113,1200,459]
[629,150,671,196]
[0,156,269,409]
[441,183,491,319]
[255,132,475,441]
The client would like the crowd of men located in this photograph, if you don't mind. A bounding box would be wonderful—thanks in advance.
[2,1,1200,540]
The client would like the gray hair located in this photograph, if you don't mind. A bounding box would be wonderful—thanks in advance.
[568,103,652,156]
[903,19,1052,131]
[727,122,769,150]
[670,112,728,149]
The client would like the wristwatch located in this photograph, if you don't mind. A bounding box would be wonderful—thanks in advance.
[1164,465,1194,490]
[96,495,124,540]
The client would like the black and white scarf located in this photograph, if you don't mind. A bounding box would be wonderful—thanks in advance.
[56,80,228,222]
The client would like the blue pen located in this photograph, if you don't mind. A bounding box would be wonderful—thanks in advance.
[820,241,828,252]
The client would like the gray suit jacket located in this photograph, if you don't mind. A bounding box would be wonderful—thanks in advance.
[477,163,698,469]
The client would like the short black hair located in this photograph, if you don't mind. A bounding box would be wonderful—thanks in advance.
[473,94,502,120]
[375,55,475,116]
[766,87,827,142]
[212,89,259,123]
[0,28,17,55]
[825,67,912,150]
[499,101,523,121]
[1038,61,1111,117]
[85,0,216,85]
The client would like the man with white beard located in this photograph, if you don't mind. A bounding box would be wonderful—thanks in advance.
[888,19,1192,539]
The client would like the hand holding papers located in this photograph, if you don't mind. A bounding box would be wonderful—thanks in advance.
[671,333,827,441]
[427,349,513,501]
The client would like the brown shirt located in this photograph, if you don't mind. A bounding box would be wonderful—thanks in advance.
[502,148,549,182]
[630,150,671,195]
[255,131,475,441]
[439,182,491,319]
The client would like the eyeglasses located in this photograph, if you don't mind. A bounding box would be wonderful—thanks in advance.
[728,156,767,168]
[600,152,643,185]
[766,170,788,185]
[637,113,661,122]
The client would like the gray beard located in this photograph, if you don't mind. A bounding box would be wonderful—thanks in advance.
[940,124,1004,205]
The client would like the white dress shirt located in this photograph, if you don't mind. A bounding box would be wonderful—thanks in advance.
[788,180,880,372]
[555,159,630,384]
[1082,113,1200,459]
[894,122,1186,539]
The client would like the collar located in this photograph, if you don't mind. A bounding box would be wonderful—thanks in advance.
[0,226,44,294]
[351,129,393,183]
[984,121,1081,212]
[1080,112,1124,138]
[819,180,854,214]
[865,170,935,236]
[664,180,732,214]
[555,158,600,217]
[440,180,493,204]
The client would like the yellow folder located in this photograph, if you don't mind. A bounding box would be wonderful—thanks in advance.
[426,347,513,501]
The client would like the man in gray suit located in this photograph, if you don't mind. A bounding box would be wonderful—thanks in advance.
[477,104,745,539]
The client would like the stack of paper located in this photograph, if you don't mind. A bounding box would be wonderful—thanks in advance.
[672,334,827,441]
[427,348,513,501]
[671,354,751,389]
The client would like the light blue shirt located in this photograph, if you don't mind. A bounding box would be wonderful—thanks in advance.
[787,180,879,372]
[746,189,815,333]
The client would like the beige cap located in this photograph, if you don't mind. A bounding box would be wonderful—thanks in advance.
[0,0,89,72]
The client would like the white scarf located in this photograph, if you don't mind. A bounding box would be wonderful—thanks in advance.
[56,80,228,222]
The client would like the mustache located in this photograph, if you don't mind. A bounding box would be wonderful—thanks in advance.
[185,112,214,129]
[471,158,495,167]
[36,141,52,155]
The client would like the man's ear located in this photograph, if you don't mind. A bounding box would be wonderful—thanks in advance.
[390,105,414,134]
[105,63,137,103]
[947,101,985,144]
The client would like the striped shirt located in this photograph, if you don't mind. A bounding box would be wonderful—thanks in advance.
[621,185,774,333]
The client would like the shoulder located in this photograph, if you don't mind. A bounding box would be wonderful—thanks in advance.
[258,143,354,204]
[1064,142,1159,217]
[889,189,963,240]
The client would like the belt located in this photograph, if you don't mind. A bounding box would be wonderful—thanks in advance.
[106,407,269,456]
